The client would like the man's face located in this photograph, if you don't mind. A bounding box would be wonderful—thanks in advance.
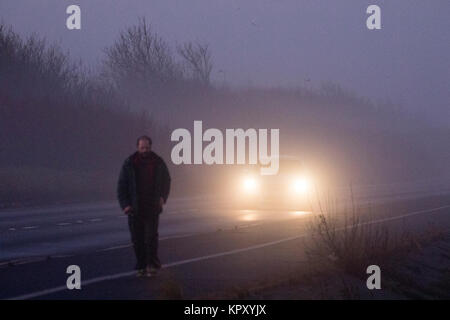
[137,140,152,158]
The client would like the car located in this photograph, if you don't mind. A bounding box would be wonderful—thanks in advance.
[229,155,315,210]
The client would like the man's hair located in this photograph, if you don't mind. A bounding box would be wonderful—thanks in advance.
[136,135,152,146]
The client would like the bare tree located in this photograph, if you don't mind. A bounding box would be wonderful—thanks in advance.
[178,42,213,86]
[103,18,183,94]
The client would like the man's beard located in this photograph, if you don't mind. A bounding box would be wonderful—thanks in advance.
[139,151,151,158]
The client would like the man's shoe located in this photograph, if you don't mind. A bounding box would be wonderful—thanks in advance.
[151,260,162,270]
[146,266,158,276]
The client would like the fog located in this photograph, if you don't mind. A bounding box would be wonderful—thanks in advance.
[0,1,449,207]
[1,0,449,123]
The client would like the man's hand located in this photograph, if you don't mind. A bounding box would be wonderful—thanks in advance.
[124,206,133,215]
[159,197,165,207]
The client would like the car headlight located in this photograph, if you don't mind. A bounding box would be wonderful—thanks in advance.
[291,177,312,194]
[242,176,259,193]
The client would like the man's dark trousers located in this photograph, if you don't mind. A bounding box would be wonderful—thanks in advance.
[128,212,161,270]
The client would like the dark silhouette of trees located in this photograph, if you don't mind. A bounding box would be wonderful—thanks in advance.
[178,42,213,86]
[102,18,213,118]
[0,23,171,206]
[0,19,448,207]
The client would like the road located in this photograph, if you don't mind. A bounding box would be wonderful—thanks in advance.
[1,179,450,299]
[0,195,308,263]
[2,178,449,263]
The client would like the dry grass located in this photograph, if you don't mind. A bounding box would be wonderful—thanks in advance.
[305,190,394,276]
[196,192,450,299]
[304,188,449,284]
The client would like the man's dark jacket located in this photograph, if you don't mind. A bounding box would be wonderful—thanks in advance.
[117,151,171,215]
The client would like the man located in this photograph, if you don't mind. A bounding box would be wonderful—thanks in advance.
[117,135,171,277]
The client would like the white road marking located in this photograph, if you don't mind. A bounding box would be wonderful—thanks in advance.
[22,226,38,230]
[8,228,16,231]
[166,208,199,215]
[159,233,197,241]
[0,257,40,267]
[56,223,71,226]
[97,233,198,252]
[7,204,450,300]
[76,220,84,224]
[360,205,450,226]
[97,244,131,252]
[3,233,201,267]
[89,218,102,222]
[14,257,46,265]
[51,254,74,258]
[8,233,308,301]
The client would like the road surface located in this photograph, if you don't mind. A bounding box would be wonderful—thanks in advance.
[1,179,450,299]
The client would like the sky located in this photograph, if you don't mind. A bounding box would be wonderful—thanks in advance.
[0,0,449,123]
